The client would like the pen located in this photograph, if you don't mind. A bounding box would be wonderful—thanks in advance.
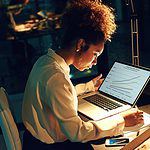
[133,105,139,114]
[115,139,127,144]
[134,105,138,111]
[136,131,140,136]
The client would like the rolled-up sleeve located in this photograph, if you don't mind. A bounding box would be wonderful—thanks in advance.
[75,80,95,96]
[90,114,125,139]
[46,73,125,142]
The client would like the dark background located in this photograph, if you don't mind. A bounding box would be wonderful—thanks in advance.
[0,0,149,105]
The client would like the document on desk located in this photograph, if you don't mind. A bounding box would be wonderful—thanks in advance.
[124,112,150,133]
[121,127,150,150]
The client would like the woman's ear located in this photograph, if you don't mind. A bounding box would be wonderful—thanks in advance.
[76,39,85,52]
[76,39,89,52]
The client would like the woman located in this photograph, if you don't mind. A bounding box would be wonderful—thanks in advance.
[22,0,143,149]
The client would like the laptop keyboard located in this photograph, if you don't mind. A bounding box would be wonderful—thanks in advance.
[83,94,122,111]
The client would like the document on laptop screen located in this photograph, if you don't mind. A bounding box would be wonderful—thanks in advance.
[99,62,150,104]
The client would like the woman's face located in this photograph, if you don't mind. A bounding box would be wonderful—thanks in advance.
[73,42,104,71]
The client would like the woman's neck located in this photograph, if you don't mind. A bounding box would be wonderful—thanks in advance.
[55,48,75,65]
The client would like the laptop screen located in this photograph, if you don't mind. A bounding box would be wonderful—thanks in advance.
[99,62,150,105]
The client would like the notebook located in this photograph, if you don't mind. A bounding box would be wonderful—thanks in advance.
[78,61,150,121]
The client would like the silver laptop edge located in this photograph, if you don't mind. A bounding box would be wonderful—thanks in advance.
[78,61,150,121]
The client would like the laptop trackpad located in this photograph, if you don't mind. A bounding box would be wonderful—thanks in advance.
[78,100,107,120]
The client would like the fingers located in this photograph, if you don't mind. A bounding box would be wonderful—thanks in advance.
[134,111,144,121]
[137,111,143,116]
[137,118,144,124]
[131,112,144,125]
[128,108,143,115]
[97,74,103,79]
[123,110,144,127]
[134,111,144,123]
[135,117,144,125]
[135,111,143,117]
[93,74,104,91]
[95,74,103,80]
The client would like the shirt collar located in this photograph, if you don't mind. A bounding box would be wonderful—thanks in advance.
[47,48,70,75]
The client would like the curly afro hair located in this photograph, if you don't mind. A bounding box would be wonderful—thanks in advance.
[60,0,117,49]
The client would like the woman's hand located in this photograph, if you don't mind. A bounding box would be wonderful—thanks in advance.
[120,108,144,127]
[92,74,104,91]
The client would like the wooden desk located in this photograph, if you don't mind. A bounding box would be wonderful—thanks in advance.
[139,104,150,114]
[92,104,150,150]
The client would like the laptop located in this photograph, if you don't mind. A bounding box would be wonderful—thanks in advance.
[78,61,150,121]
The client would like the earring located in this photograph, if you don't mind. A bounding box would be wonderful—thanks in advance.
[76,49,80,52]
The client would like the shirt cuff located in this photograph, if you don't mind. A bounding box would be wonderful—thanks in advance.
[90,114,125,139]
[85,80,95,93]
[75,80,95,96]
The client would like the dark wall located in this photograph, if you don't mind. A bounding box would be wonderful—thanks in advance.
[0,0,149,96]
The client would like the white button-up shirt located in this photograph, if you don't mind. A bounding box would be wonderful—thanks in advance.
[22,49,124,144]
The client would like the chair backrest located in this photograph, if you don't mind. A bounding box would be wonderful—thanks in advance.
[0,87,22,150]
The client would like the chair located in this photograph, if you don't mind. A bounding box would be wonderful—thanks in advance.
[0,87,22,150]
